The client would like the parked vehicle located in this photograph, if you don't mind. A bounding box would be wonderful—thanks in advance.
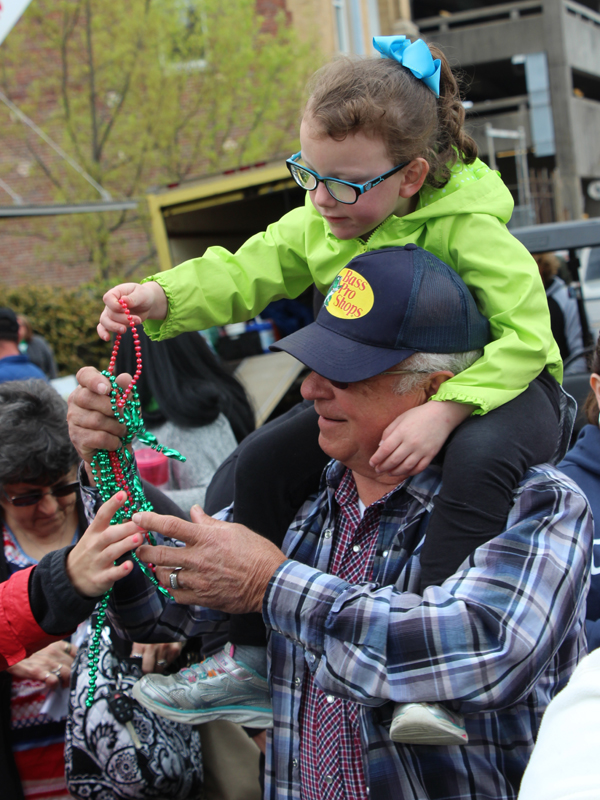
[580,245,600,340]
[511,218,600,346]
[510,218,600,438]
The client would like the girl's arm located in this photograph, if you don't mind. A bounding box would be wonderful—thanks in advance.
[370,398,474,476]
[97,202,317,341]
[143,203,318,341]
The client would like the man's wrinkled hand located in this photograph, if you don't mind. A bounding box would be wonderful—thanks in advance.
[67,367,131,463]
[133,506,287,614]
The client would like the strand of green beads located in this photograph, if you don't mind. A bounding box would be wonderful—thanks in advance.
[86,592,110,705]
[85,300,182,707]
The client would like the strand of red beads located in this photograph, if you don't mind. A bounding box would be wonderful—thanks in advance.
[110,298,143,408]
[85,299,178,707]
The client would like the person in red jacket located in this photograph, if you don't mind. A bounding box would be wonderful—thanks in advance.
[0,490,144,672]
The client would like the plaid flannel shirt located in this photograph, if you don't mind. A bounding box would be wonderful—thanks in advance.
[86,459,592,800]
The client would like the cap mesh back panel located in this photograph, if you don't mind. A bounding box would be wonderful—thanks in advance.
[395,251,472,352]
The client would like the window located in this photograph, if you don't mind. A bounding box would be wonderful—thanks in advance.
[332,0,380,55]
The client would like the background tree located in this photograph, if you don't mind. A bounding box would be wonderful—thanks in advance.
[0,0,316,282]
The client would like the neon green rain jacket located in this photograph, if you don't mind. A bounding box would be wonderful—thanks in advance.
[144,158,562,415]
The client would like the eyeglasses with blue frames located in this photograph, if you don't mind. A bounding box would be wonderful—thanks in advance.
[1,481,80,508]
[286,152,409,205]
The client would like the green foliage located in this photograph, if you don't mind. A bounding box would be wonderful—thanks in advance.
[0,0,319,283]
[2,284,111,376]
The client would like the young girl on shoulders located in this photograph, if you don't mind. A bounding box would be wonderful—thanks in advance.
[96,36,564,745]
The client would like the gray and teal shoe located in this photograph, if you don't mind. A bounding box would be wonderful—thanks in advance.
[131,643,273,727]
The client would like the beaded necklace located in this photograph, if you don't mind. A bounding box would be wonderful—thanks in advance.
[86,299,186,706]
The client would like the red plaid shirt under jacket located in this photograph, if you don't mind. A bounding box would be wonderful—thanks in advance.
[300,468,385,800]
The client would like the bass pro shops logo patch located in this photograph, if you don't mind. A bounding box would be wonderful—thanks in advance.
[323,269,374,320]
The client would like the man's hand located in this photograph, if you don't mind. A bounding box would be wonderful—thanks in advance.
[8,640,77,688]
[66,491,145,596]
[369,400,475,478]
[67,368,131,463]
[133,505,287,614]
[98,281,168,341]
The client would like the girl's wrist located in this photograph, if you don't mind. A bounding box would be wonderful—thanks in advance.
[428,399,475,431]
[148,281,168,320]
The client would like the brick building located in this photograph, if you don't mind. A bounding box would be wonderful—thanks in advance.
[0,0,385,288]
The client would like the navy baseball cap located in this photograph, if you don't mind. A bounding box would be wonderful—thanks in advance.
[270,245,490,383]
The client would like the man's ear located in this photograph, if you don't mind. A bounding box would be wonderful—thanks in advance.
[424,371,454,399]
[398,158,429,199]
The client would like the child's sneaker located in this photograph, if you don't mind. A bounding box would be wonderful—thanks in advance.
[131,643,273,728]
[389,702,468,745]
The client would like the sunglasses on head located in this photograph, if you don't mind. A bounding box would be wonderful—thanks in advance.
[2,481,80,508]
[324,369,433,391]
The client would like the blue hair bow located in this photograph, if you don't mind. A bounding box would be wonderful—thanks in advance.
[373,36,441,97]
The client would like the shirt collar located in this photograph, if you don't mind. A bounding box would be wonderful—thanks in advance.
[324,459,442,515]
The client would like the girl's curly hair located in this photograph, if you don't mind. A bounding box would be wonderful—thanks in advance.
[305,45,477,189]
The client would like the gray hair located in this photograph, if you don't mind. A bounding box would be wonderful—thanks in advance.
[392,350,483,395]
[0,380,78,490]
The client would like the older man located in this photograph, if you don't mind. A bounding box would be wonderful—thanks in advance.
[68,247,591,800]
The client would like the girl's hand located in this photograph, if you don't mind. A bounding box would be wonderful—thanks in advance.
[66,491,145,597]
[369,400,475,478]
[130,642,184,674]
[7,640,77,689]
[98,281,168,341]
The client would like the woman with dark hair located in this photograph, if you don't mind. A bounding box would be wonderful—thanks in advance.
[0,379,104,800]
[559,333,600,648]
[0,379,187,800]
[114,327,254,510]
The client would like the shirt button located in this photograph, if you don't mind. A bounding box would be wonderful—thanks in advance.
[292,759,298,769]
[352,545,361,553]
[309,653,316,663]
[325,775,334,784]
[382,550,389,557]
[294,677,301,686]
[323,529,332,538]
[326,694,335,703]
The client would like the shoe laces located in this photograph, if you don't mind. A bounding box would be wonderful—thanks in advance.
[181,656,222,684]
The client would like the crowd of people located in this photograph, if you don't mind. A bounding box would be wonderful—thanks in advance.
[2,33,600,800]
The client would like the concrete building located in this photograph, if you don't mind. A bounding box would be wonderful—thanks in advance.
[399,0,600,223]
